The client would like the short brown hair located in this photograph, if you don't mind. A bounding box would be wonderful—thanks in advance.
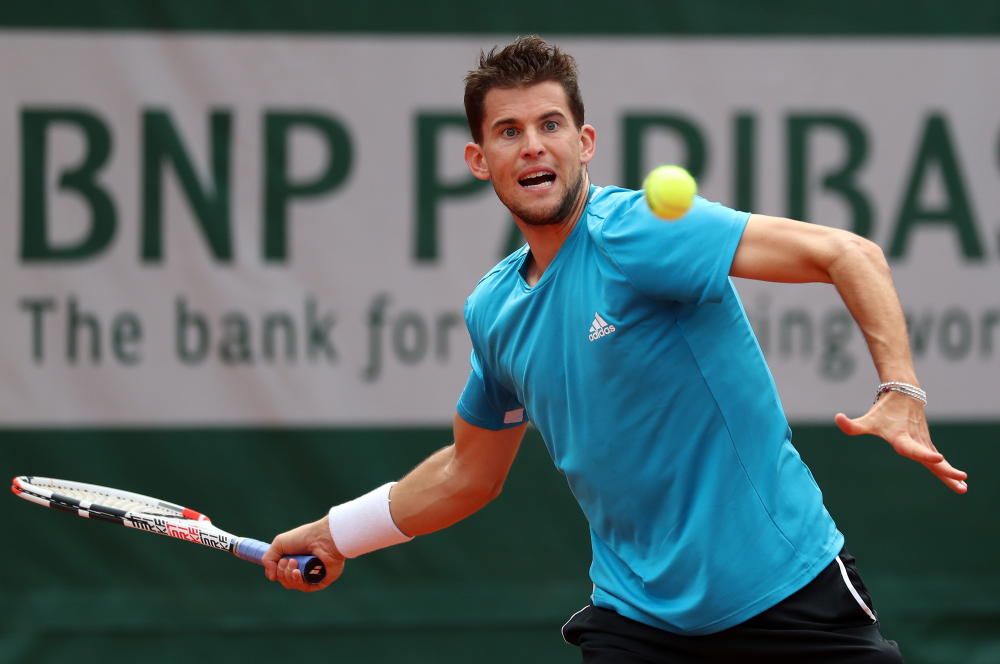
[464,35,585,144]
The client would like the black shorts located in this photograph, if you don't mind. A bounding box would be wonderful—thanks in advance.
[562,548,904,664]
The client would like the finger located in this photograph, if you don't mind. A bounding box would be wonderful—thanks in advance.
[275,558,290,588]
[287,565,327,593]
[936,473,968,494]
[264,550,280,582]
[278,558,319,592]
[262,543,281,566]
[926,457,968,482]
[287,566,305,591]
[276,558,300,591]
[891,435,945,465]
[288,558,335,593]
[835,412,868,436]
[262,535,287,580]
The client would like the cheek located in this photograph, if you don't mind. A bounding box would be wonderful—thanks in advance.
[486,152,517,178]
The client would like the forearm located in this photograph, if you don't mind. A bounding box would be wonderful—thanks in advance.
[827,235,917,384]
[389,444,498,537]
[733,216,964,491]
[321,418,521,560]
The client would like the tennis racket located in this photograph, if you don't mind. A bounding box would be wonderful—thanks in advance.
[11,475,326,583]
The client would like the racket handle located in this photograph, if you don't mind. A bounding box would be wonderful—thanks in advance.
[234,538,326,584]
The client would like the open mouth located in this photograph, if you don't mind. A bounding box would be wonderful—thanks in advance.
[518,171,556,189]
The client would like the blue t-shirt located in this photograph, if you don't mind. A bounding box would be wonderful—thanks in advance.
[457,185,843,635]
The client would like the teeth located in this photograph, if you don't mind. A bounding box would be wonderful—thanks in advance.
[520,172,555,187]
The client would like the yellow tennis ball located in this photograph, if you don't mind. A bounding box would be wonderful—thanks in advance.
[643,165,697,220]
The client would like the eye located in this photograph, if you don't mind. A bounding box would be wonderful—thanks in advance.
[543,120,559,131]
[502,127,519,138]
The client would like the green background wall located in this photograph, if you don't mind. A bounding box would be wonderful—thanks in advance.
[2,425,998,663]
[2,2,998,662]
[2,426,997,663]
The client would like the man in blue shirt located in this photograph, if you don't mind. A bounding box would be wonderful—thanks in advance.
[264,36,967,662]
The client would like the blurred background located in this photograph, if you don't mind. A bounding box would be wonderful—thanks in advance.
[1,2,997,662]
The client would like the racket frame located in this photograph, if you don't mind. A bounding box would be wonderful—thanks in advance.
[11,475,325,583]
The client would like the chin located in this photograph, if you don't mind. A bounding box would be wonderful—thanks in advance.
[517,205,566,227]
[522,188,564,213]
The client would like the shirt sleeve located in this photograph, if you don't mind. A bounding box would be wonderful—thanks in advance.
[456,347,528,430]
[598,193,750,304]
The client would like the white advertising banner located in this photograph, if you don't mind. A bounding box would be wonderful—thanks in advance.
[1,34,997,424]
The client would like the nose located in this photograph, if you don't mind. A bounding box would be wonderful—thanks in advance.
[520,127,545,158]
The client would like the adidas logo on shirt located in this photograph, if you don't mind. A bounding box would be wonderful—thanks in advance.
[588,313,616,342]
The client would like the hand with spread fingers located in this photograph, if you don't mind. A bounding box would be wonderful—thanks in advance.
[835,390,968,494]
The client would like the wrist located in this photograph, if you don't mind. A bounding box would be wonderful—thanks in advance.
[327,482,414,559]
[316,516,346,559]
[875,381,927,406]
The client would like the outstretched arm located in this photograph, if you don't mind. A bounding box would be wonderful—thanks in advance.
[263,414,527,591]
[730,214,967,493]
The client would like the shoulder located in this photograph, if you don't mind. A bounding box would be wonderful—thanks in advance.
[584,185,645,232]
[588,185,745,231]
[590,186,750,249]
[585,186,751,302]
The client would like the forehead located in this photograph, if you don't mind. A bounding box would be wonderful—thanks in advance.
[481,80,571,125]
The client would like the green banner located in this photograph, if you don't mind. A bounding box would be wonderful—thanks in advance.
[1,0,998,34]
[2,425,998,663]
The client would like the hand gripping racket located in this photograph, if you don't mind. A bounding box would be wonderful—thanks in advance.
[11,476,326,584]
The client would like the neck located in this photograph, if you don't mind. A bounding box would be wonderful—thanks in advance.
[518,175,590,286]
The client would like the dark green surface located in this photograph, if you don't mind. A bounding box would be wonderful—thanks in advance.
[1,424,997,663]
[1,0,999,34]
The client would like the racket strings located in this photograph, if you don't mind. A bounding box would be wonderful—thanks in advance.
[26,479,185,518]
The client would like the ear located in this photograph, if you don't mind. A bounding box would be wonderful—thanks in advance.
[579,124,597,165]
[464,142,491,181]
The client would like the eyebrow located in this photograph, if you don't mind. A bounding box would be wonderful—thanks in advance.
[490,110,567,132]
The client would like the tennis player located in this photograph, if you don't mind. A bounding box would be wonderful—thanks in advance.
[264,36,967,662]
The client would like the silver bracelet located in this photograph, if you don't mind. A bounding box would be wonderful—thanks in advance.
[875,381,927,405]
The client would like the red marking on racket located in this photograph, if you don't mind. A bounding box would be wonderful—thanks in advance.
[182,507,211,522]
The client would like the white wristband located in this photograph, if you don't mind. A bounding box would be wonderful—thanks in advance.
[327,482,413,559]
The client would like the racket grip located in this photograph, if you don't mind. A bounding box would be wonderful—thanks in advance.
[234,538,326,584]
